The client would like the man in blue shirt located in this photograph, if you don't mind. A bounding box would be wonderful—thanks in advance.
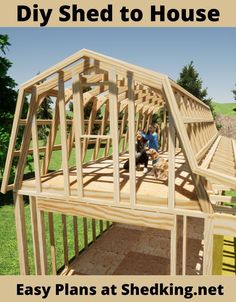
[142,124,159,172]
[142,124,159,151]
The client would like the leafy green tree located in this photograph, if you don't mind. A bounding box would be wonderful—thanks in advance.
[177,61,214,114]
[232,84,236,101]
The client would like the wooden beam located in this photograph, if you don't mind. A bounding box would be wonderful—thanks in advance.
[183,117,214,124]
[14,193,29,275]
[170,215,177,275]
[62,214,69,268]
[58,72,70,196]
[73,216,79,258]
[203,217,214,275]
[37,208,48,275]
[201,136,221,169]
[14,87,39,191]
[182,215,187,275]
[214,213,236,237]
[32,113,42,193]
[41,98,60,175]
[37,198,174,230]
[83,217,88,248]
[128,72,136,208]
[92,218,96,242]
[109,69,120,204]
[48,212,57,275]
[72,72,84,198]
[168,112,175,209]
[30,196,41,275]
[196,134,218,163]
[1,89,25,193]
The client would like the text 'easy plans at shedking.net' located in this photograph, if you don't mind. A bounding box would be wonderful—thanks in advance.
[16,282,224,299]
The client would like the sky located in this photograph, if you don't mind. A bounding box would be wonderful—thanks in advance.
[1,27,236,103]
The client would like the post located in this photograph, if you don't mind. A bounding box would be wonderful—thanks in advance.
[14,193,29,275]
[170,215,177,275]
[48,212,57,275]
[182,215,187,275]
[203,217,213,275]
[109,69,120,204]
[37,207,48,275]
[32,112,42,193]
[128,72,136,208]
[30,196,41,275]
[58,71,70,196]
[168,112,175,209]
[72,72,84,198]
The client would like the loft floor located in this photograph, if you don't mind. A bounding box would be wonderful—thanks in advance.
[20,151,201,211]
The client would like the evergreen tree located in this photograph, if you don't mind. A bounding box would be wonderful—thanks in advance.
[177,61,214,113]
[0,35,30,182]
[0,35,18,176]
[232,84,236,101]
[37,96,53,140]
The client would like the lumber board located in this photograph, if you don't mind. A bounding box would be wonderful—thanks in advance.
[213,213,236,237]
[92,218,96,242]
[183,117,214,124]
[14,87,39,191]
[195,132,218,162]
[14,193,29,275]
[171,81,210,109]
[83,217,88,248]
[182,215,187,275]
[48,212,57,275]
[58,72,70,196]
[201,136,222,169]
[72,72,84,198]
[168,113,175,209]
[1,89,25,193]
[203,217,214,275]
[37,198,174,230]
[62,214,69,268]
[162,77,197,170]
[73,216,79,257]
[37,208,48,275]
[196,167,236,189]
[109,69,120,204]
[32,114,42,193]
[127,72,136,208]
[30,196,41,275]
[170,215,177,275]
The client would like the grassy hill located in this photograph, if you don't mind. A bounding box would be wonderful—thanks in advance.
[213,102,236,116]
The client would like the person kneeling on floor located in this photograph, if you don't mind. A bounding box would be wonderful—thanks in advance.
[123,131,149,174]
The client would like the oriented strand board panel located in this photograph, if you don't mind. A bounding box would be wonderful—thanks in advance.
[20,152,201,211]
[66,223,204,275]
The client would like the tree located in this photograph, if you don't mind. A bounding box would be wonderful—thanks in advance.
[0,35,18,177]
[69,86,103,134]
[232,84,236,101]
[177,61,214,113]
[0,35,30,184]
[37,96,53,140]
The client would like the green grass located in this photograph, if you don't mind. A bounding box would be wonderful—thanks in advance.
[213,102,236,116]
[0,204,103,275]
[0,130,116,275]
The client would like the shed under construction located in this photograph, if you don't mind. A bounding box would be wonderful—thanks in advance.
[1,49,236,275]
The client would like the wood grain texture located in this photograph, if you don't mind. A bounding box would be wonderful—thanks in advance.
[37,198,174,230]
